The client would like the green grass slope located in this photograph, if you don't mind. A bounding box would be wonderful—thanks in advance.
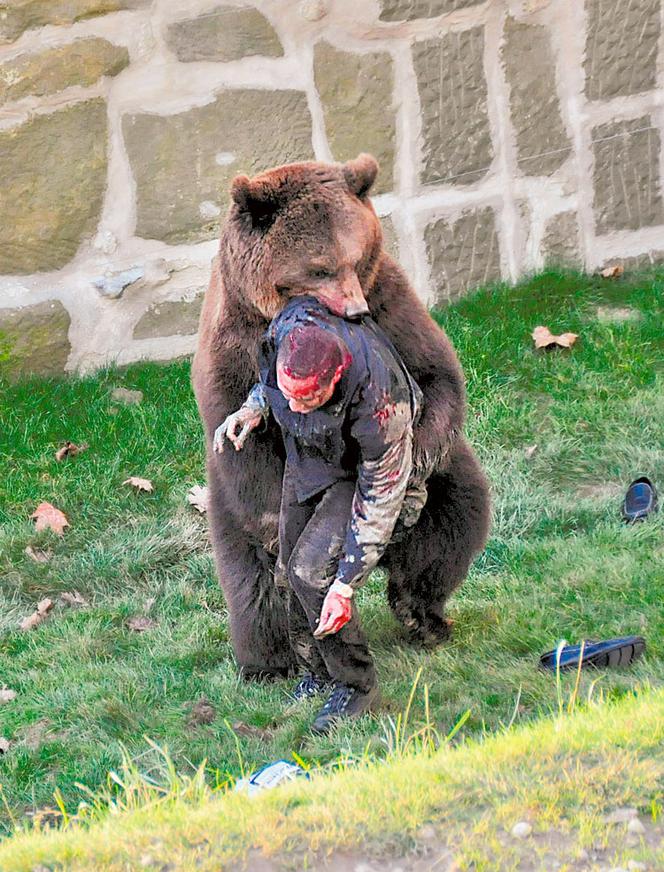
[0,270,662,858]
[0,689,662,870]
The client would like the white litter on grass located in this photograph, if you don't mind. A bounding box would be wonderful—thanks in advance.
[234,760,305,797]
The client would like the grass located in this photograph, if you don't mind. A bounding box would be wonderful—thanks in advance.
[0,269,662,863]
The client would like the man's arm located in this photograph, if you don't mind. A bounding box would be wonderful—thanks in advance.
[314,388,413,638]
[213,383,270,453]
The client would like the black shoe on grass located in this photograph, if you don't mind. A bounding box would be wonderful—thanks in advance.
[291,673,329,701]
[311,682,379,734]
[539,636,646,671]
[622,476,658,522]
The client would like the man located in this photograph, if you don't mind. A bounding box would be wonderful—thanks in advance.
[214,296,425,733]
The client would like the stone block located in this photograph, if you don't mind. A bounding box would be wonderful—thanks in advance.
[0,100,108,274]
[378,0,481,21]
[503,18,571,176]
[0,38,129,105]
[0,0,150,44]
[541,211,581,267]
[425,207,501,302]
[0,301,70,377]
[592,116,664,235]
[166,6,283,63]
[314,42,395,194]
[380,215,400,261]
[413,27,492,187]
[585,0,660,100]
[123,89,313,245]
[133,296,204,340]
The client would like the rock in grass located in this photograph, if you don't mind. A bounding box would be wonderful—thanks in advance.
[604,807,638,824]
[626,818,646,835]
[511,821,532,839]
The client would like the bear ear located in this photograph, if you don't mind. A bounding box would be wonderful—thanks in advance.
[230,174,280,228]
[343,153,379,199]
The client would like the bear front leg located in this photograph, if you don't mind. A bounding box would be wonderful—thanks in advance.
[206,458,296,679]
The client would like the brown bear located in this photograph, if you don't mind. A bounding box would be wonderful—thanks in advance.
[192,153,490,678]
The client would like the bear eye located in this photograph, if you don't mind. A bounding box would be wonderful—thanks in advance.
[309,267,336,280]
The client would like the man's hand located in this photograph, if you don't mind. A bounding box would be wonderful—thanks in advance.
[213,406,263,454]
[313,581,353,638]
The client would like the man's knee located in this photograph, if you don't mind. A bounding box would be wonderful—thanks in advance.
[287,532,343,599]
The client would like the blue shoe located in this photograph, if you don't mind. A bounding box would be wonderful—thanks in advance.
[622,476,658,522]
[539,636,646,671]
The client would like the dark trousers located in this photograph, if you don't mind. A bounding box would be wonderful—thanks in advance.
[276,467,377,693]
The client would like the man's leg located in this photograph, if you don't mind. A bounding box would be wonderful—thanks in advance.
[278,467,331,685]
[287,480,377,695]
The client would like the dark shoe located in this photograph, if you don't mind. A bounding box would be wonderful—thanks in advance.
[539,636,646,671]
[291,673,329,701]
[622,476,658,522]
[311,682,379,734]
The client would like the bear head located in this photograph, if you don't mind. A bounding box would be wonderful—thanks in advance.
[220,153,383,321]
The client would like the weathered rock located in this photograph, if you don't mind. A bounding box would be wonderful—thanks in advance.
[378,0,481,21]
[603,808,638,825]
[124,89,313,244]
[585,0,660,100]
[0,0,150,44]
[166,6,283,63]
[542,211,581,267]
[93,267,145,299]
[503,18,571,176]
[600,251,664,273]
[133,295,203,339]
[0,100,108,274]
[314,42,395,194]
[413,27,492,186]
[511,821,533,839]
[425,207,501,303]
[592,116,664,234]
[299,0,328,21]
[0,39,128,105]
[380,215,400,261]
[0,301,71,377]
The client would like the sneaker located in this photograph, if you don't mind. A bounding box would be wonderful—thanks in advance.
[622,476,658,522]
[291,673,329,701]
[311,682,379,734]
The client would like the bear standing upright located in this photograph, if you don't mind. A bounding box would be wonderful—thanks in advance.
[193,154,491,678]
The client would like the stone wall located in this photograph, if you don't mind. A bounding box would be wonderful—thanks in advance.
[1,0,663,375]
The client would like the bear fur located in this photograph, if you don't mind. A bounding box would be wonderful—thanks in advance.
[192,154,491,677]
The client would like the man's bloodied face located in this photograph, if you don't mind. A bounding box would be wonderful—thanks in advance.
[276,366,340,413]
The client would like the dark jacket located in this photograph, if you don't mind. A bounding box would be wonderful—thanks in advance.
[246,296,423,588]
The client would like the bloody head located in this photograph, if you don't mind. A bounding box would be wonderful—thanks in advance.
[276,325,352,411]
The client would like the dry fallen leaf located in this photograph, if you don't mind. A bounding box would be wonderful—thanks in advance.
[25,545,53,564]
[123,477,154,493]
[187,485,208,514]
[0,689,17,704]
[231,721,273,741]
[188,697,216,727]
[55,441,88,462]
[532,325,578,350]
[31,502,69,536]
[20,598,54,631]
[60,590,88,608]
[127,616,157,632]
[524,444,538,460]
[600,264,624,278]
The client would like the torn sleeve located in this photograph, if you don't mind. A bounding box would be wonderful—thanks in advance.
[335,388,413,589]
